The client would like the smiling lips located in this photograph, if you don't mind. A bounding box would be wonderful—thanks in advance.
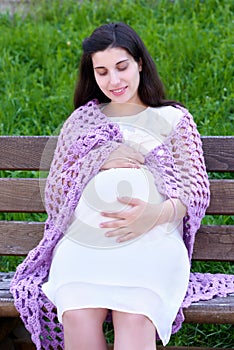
[110,86,127,96]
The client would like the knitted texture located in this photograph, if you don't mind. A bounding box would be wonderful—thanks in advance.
[10,101,234,349]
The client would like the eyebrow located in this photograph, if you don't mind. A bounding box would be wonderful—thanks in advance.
[94,58,129,69]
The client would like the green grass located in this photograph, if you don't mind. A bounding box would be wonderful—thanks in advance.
[0,0,234,347]
[0,0,233,136]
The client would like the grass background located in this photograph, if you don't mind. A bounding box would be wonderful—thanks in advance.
[0,0,233,347]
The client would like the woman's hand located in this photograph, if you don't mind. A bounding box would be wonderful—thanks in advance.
[100,197,186,243]
[101,144,144,170]
[100,197,161,243]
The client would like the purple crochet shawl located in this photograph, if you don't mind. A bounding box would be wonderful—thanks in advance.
[10,101,234,349]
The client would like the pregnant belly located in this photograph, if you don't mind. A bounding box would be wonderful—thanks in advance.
[79,167,163,212]
[64,167,165,248]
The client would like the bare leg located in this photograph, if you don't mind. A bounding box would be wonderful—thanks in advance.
[62,307,108,350]
[112,311,157,350]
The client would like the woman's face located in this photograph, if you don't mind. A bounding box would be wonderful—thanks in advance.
[92,47,143,105]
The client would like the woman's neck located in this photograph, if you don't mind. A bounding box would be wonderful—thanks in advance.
[100,102,148,117]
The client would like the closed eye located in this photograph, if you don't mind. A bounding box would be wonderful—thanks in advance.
[95,68,108,76]
[117,63,129,71]
[94,59,129,76]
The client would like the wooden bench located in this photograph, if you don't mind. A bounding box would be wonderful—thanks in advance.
[0,135,234,350]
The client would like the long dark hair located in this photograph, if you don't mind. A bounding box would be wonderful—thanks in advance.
[74,22,181,109]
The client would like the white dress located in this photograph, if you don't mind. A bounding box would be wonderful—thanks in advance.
[42,106,190,345]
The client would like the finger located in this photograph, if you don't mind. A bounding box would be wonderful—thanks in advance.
[127,154,144,165]
[129,148,145,162]
[118,155,142,167]
[134,153,145,164]
[119,145,144,164]
[102,158,141,169]
[116,232,139,243]
[105,227,130,237]
[119,161,141,168]
[100,218,125,228]
[100,210,129,219]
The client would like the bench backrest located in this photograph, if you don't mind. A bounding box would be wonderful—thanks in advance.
[0,136,234,261]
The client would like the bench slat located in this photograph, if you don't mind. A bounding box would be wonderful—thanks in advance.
[0,136,56,171]
[1,136,234,172]
[184,294,234,324]
[0,302,19,318]
[0,222,233,260]
[208,180,234,215]
[0,222,43,255]
[193,225,234,261]
[0,294,233,323]
[201,136,234,172]
[0,179,233,214]
[0,179,46,212]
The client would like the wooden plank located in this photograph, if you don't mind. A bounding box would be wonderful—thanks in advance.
[1,270,234,330]
[184,294,234,324]
[0,136,57,171]
[0,222,233,260]
[0,272,14,291]
[0,302,19,317]
[202,136,234,172]
[0,136,234,172]
[0,273,18,317]
[0,222,44,255]
[0,178,234,214]
[193,225,234,261]
[0,179,46,212]
[206,180,234,215]
[0,291,233,323]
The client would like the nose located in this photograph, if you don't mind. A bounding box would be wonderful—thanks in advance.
[109,70,120,86]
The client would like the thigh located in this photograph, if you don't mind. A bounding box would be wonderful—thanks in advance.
[112,311,157,350]
[112,310,156,332]
[62,308,109,350]
[62,307,108,327]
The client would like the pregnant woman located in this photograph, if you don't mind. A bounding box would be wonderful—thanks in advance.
[11,22,233,350]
